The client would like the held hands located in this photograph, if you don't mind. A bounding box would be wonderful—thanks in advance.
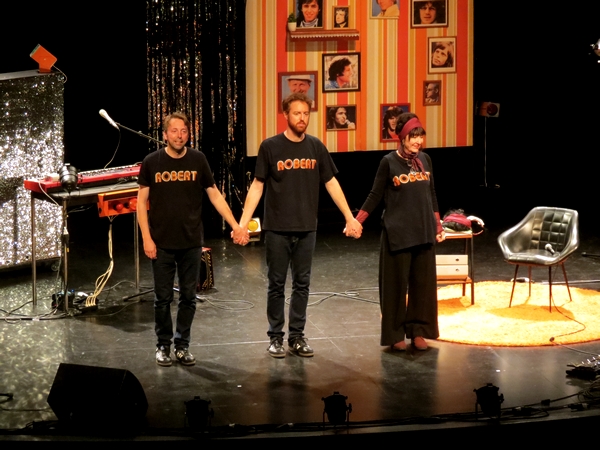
[344,217,363,239]
[231,224,250,246]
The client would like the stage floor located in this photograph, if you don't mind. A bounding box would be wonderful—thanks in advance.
[2,217,600,442]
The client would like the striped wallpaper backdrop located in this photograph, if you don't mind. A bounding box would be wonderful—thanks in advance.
[246,0,473,156]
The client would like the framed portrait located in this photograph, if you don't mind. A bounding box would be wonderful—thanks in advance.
[370,0,400,19]
[380,103,410,142]
[295,0,325,29]
[428,37,456,74]
[423,80,442,106]
[332,5,350,28]
[278,71,318,112]
[322,53,360,92]
[411,0,448,28]
[325,105,357,131]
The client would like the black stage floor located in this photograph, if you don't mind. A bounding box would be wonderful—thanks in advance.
[2,214,600,443]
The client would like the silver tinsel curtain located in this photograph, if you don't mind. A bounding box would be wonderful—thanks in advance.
[146,0,246,222]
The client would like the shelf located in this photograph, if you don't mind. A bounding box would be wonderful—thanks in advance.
[288,28,359,42]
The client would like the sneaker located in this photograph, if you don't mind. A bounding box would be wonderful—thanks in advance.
[412,336,428,351]
[289,337,314,357]
[268,338,285,358]
[156,345,172,367]
[175,347,196,366]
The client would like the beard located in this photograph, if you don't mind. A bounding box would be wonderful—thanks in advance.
[288,120,308,136]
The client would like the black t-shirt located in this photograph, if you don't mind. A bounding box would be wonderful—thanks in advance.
[138,147,215,249]
[255,133,337,232]
[360,151,439,251]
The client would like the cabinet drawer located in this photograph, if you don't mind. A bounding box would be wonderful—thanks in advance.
[436,265,469,277]
[436,254,468,265]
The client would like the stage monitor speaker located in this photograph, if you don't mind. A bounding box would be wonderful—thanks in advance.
[47,363,148,431]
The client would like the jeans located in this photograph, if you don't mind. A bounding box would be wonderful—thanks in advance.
[152,246,201,349]
[265,230,316,342]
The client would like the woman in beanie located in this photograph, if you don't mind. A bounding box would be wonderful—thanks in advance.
[356,113,445,351]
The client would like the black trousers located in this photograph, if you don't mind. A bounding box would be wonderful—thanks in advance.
[379,229,439,346]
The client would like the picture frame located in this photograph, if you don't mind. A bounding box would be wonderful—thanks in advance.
[370,0,400,19]
[325,105,357,131]
[380,103,410,142]
[411,0,448,28]
[295,0,325,29]
[332,5,350,28]
[423,80,442,106]
[428,37,456,74]
[322,53,360,92]
[278,71,318,112]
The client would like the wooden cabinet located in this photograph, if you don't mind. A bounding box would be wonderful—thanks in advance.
[436,232,475,305]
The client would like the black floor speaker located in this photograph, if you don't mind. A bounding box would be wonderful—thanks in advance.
[47,363,148,431]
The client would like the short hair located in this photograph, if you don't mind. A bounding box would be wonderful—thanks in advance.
[299,0,322,6]
[383,107,403,128]
[432,41,454,67]
[328,57,352,81]
[396,112,426,138]
[334,7,348,20]
[297,0,323,23]
[426,82,439,93]
[163,112,190,133]
[413,1,445,24]
[282,92,312,114]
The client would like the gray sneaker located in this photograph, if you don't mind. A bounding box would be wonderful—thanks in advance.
[268,338,285,358]
[156,345,172,366]
[289,337,314,357]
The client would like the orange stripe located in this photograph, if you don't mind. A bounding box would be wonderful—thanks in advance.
[397,0,409,100]
[260,0,268,140]
[455,0,470,146]
[276,5,289,133]
[356,3,367,150]
[414,30,428,128]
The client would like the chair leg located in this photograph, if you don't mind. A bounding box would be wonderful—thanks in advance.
[509,265,519,308]
[561,263,574,303]
[548,266,552,312]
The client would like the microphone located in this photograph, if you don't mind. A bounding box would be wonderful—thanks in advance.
[99,109,119,129]
[545,243,556,255]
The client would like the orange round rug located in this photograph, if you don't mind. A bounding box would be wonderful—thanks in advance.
[437,281,600,346]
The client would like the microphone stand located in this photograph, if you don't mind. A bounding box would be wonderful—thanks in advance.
[113,121,164,148]
[105,119,163,301]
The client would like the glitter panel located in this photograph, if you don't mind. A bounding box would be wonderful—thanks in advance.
[146,1,246,216]
[0,70,64,269]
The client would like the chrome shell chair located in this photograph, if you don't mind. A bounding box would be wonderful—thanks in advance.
[497,207,579,312]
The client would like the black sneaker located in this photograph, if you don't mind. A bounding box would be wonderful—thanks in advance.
[175,348,196,366]
[267,338,285,358]
[156,345,172,366]
[289,337,314,357]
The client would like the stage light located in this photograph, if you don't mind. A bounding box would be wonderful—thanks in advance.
[474,383,504,418]
[30,44,57,73]
[184,396,214,431]
[322,391,352,425]
[58,164,78,192]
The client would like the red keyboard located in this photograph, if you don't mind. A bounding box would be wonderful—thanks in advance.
[24,164,141,194]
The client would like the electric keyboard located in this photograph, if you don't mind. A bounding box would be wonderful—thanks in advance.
[24,163,141,194]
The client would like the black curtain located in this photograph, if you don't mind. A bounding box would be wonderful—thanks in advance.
[146,1,247,230]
